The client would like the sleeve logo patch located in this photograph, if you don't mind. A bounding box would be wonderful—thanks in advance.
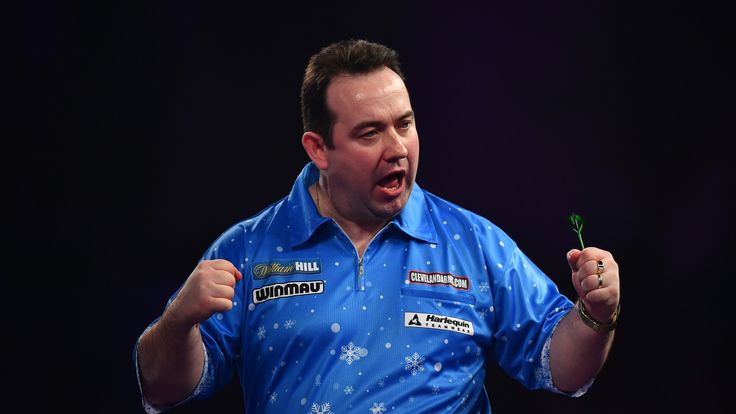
[252,259,322,279]
[408,270,469,290]
[252,280,324,304]
[404,312,474,336]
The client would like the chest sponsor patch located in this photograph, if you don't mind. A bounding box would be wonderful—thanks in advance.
[404,312,474,336]
[252,259,322,279]
[407,270,469,290]
[252,280,324,304]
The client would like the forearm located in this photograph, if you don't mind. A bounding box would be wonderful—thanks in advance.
[549,305,614,392]
[137,314,205,407]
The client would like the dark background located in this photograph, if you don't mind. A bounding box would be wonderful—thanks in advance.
[15,1,734,413]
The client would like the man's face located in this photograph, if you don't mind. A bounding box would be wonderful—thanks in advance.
[322,66,419,225]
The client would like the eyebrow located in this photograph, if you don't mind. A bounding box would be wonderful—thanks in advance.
[350,110,415,136]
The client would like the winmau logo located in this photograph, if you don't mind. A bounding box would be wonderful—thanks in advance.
[252,280,324,304]
[404,312,474,336]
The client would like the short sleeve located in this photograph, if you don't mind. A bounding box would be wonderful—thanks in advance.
[486,243,574,390]
[535,323,594,397]
[193,224,249,399]
[133,223,249,408]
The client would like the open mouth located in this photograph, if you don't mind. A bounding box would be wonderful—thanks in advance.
[377,171,405,191]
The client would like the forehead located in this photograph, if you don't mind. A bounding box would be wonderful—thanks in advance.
[326,67,411,125]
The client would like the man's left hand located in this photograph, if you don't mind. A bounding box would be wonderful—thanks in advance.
[567,247,620,323]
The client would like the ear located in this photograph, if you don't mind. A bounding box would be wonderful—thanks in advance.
[302,131,329,170]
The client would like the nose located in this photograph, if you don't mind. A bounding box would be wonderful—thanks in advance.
[383,128,409,163]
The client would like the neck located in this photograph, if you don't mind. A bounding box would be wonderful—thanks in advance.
[309,181,388,257]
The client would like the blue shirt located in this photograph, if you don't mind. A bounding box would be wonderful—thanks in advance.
[137,162,582,413]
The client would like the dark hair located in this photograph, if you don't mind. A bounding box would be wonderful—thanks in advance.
[300,39,405,148]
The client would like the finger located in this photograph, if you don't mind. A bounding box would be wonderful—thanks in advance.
[584,287,618,305]
[571,268,586,300]
[567,249,582,272]
[209,297,236,313]
[209,284,236,300]
[206,259,243,281]
[575,247,611,270]
[212,269,239,288]
[579,273,604,294]
[576,255,617,280]
[576,260,603,284]
[207,258,239,273]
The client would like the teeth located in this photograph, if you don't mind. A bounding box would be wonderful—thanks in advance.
[378,172,402,190]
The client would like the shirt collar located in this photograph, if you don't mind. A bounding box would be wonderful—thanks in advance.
[287,163,331,247]
[287,162,438,247]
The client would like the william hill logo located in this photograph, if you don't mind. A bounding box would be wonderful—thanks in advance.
[252,280,324,304]
[252,259,321,279]
[404,312,474,336]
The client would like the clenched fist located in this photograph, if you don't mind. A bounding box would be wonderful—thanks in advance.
[567,247,620,324]
[163,259,243,331]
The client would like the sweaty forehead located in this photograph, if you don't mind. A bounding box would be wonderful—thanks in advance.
[326,68,410,122]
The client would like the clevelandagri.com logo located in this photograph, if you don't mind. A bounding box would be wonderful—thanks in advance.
[404,312,474,336]
[407,270,469,290]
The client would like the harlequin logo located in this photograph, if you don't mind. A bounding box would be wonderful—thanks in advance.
[404,312,474,336]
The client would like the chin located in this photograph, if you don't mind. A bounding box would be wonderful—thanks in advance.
[375,194,410,218]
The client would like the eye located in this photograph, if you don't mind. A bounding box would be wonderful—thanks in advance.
[361,130,379,138]
[399,120,412,129]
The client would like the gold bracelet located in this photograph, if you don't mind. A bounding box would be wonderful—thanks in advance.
[576,299,620,332]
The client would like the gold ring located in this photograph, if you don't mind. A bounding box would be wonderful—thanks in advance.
[597,274,603,288]
[596,260,605,275]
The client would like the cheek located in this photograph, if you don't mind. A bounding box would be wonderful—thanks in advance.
[332,156,373,186]
[346,155,372,173]
[407,138,420,166]
[406,132,419,152]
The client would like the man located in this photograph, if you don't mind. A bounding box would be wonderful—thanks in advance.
[135,39,620,413]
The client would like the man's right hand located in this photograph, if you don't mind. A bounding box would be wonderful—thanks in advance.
[163,259,243,332]
[138,259,242,407]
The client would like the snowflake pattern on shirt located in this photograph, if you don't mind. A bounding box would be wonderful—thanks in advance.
[404,352,425,376]
[369,402,386,413]
[339,342,364,365]
[310,402,333,414]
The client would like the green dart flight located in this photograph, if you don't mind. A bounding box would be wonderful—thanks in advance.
[568,212,585,250]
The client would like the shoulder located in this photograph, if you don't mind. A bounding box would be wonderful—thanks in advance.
[420,188,484,221]
[211,196,289,244]
[418,188,505,233]
[417,186,519,250]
